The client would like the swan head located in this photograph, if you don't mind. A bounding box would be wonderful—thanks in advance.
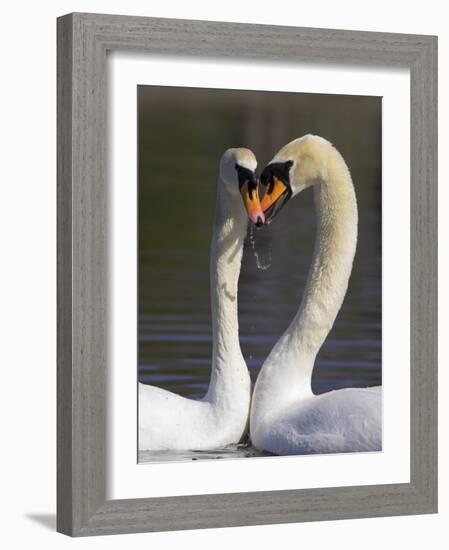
[220,148,265,227]
[259,135,325,223]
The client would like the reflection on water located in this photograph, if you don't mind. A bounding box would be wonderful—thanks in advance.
[139,443,272,464]
[138,86,381,463]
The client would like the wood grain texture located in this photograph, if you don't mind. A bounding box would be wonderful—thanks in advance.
[57,12,438,536]
[57,13,74,536]
[409,36,438,509]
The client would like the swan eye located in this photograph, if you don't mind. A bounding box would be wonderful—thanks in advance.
[259,161,294,223]
[235,164,257,193]
[260,161,293,192]
[235,164,265,225]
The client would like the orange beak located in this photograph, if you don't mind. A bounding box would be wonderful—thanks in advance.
[240,181,265,227]
[259,176,292,224]
[260,176,288,212]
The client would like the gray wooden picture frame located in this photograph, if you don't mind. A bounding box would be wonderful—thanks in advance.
[57,12,438,537]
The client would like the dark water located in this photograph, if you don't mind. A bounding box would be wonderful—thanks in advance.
[138,86,381,462]
[139,443,272,463]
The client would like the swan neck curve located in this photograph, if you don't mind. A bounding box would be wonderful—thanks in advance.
[253,140,358,412]
[206,181,249,404]
[294,153,358,361]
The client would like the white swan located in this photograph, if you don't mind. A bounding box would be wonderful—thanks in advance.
[250,135,382,455]
[139,148,265,451]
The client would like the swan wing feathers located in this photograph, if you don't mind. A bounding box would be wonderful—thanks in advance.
[138,383,214,451]
[257,386,382,455]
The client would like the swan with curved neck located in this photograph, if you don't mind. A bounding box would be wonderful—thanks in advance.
[250,135,381,455]
[139,148,264,451]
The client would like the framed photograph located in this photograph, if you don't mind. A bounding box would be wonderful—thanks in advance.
[57,12,437,536]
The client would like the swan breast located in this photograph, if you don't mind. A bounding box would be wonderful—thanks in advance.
[252,386,382,456]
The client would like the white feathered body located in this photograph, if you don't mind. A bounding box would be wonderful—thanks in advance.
[252,386,381,455]
[139,369,250,451]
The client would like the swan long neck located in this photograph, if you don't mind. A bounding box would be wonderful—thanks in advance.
[206,182,249,404]
[255,139,358,408]
[292,158,358,365]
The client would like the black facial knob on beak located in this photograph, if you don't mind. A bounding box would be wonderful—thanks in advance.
[256,216,264,227]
